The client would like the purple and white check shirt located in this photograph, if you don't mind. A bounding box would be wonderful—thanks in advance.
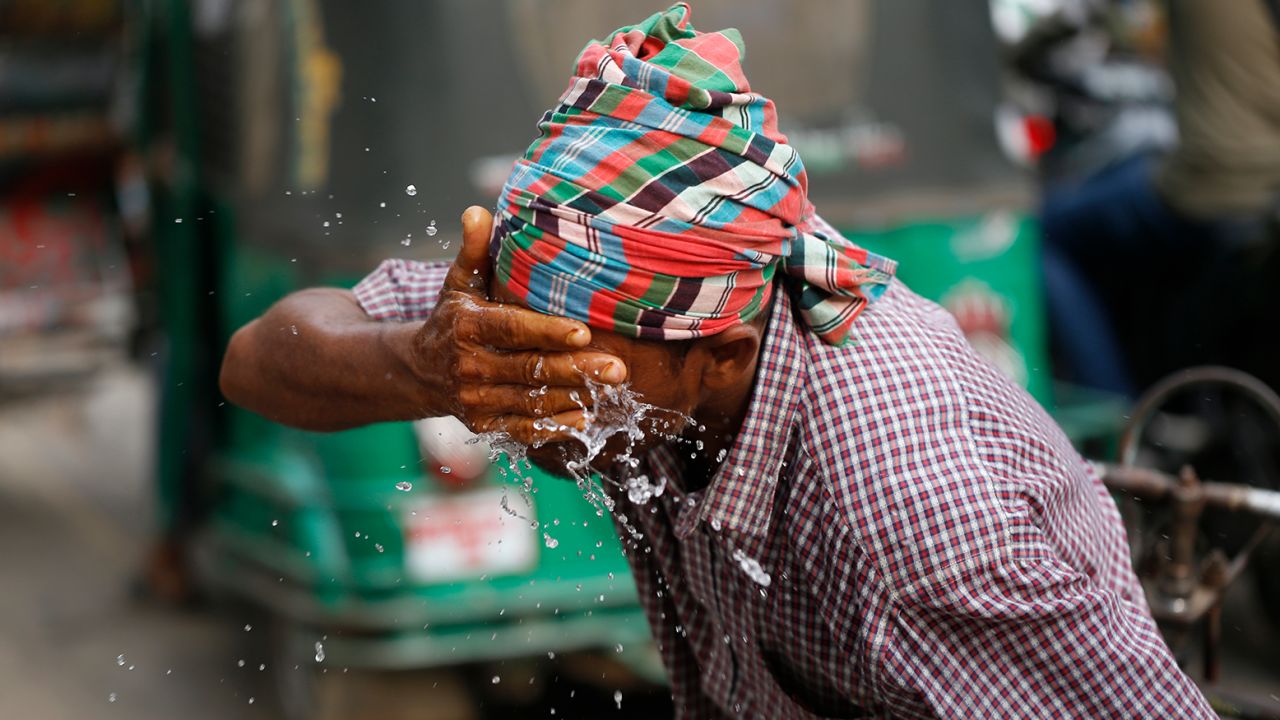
[355,259,1213,719]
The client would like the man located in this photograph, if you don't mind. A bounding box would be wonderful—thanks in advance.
[221,5,1213,717]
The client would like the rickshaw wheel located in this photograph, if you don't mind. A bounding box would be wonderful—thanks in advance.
[1116,366,1280,633]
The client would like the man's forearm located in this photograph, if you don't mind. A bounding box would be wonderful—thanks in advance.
[219,288,441,431]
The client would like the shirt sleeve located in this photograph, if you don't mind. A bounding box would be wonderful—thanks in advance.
[873,540,1216,719]
[351,259,451,322]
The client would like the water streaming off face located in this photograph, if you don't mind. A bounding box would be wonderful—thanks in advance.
[470,376,773,587]
[472,377,685,544]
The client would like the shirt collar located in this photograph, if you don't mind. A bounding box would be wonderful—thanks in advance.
[671,287,806,538]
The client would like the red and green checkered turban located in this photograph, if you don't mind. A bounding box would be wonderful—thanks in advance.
[491,2,896,346]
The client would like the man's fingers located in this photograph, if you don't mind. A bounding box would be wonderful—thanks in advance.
[474,411,587,446]
[442,206,494,294]
[463,303,593,351]
[459,385,593,418]
[459,350,627,386]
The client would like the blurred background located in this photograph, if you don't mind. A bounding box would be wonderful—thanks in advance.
[2,0,1278,717]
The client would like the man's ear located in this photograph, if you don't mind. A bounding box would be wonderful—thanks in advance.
[694,324,763,392]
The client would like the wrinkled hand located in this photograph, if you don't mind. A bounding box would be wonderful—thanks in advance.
[412,206,625,444]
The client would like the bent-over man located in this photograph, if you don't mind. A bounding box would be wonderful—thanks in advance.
[221,5,1213,717]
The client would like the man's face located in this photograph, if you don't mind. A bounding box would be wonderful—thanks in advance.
[488,280,703,477]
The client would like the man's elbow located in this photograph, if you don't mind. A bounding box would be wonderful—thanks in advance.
[218,321,258,410]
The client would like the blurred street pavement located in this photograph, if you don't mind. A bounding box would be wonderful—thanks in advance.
[0,365,277,719]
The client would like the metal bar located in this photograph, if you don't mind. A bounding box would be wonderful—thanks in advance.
[1094,462,1280,522]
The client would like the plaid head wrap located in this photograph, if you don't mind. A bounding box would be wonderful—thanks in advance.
[491,3,896,345]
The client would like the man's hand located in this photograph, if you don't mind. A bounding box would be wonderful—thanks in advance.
[219,206,626,438]
[409,206,626,443]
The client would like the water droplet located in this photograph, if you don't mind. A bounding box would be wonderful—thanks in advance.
[237,659,245,668]
[614,690,623,709]
[543,534,559,549]
[405,184,417,196]
[290,325,298,335]
[379,201,386,208]
[322,220,330,228]
[732,548,772,587]
[491,675,501,684]
[374,543,384,553]
[615,643,624,653]
[248,697,255,705]
[174,218,183,224]
[439,466,452,475]
[108,692,118,703]
[243,624,252,632]
[314,642,325,663]
[425,221,438,237]
[401,235,412,246]
[116,654,125,666]
[395,481,412,492]
[271,519,279,527]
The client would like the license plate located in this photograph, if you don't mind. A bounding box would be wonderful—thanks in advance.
[402,486,537,583]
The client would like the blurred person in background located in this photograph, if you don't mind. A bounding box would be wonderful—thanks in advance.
[1037,0,1280,396]
[221,5,1214,717]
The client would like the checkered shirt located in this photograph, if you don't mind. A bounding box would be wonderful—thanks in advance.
[354,259,1213,719]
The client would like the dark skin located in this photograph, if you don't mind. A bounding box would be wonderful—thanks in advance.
[220,206,766,486]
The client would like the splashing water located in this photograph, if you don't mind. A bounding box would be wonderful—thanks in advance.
[476,378,690,546]
[472,429,530,472]
[732,548,772,587]
[558,380,663,481]
[625,474,666,505]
